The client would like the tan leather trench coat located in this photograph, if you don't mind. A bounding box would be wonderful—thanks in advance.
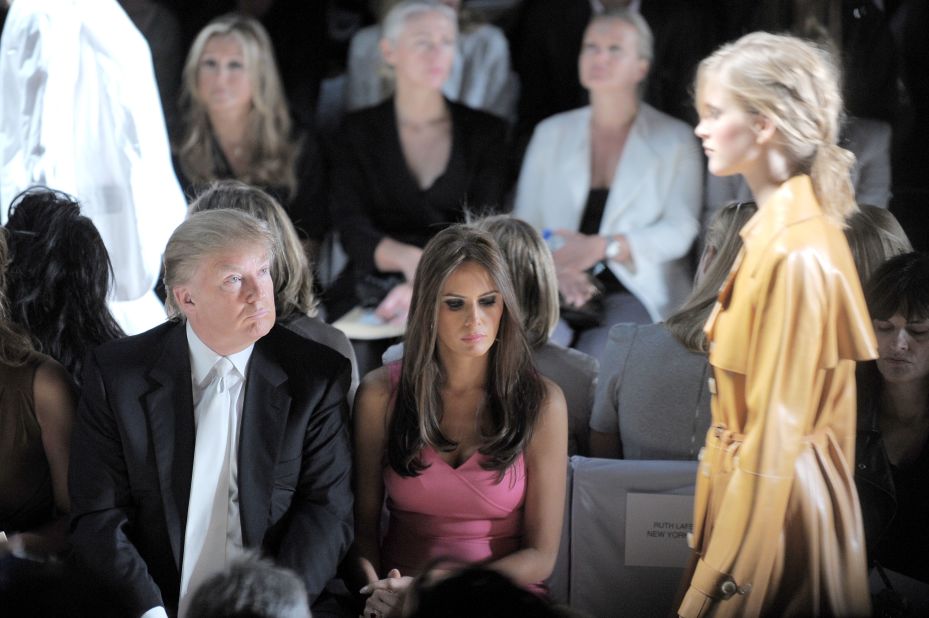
[678,176,877,617]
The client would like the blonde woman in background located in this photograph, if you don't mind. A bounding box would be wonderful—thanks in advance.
[346,0,515,119]
[176,14,327,247]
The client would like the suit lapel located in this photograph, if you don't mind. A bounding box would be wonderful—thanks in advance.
[143,322,195,571]
[565,109,592,228]
[601,107,657,232]
[238,337,290,547]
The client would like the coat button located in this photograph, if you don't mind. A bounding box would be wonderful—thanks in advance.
[720,581,737,598]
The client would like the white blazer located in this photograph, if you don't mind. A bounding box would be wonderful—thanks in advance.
[514,103,703,320]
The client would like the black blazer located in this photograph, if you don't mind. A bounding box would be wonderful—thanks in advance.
[69,321,353,617]
[329,98,509,284]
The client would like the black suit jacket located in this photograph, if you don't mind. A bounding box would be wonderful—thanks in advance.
[69,321,353,617]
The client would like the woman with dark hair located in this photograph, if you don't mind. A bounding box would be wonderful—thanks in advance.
[4,188,124,384]
[589,201,757,460]
[353,225,567,618]
[0,225,75,565]
[856,252,929,584]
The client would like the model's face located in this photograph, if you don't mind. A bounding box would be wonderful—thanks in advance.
[874,313,929,387]
[694,79,764,177]
[382,11,456,91]
[578,18,648,94]
[196,34,254,117]
[176,243,275,356]
[436,261,504,360]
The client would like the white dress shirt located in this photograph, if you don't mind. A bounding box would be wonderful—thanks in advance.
[143,322,253,618]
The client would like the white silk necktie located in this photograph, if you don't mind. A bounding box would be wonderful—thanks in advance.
[178,357,241,615]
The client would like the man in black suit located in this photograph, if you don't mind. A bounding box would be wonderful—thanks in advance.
[69,209,353,617]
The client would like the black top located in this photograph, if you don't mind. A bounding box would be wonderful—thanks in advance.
[173,129,328,241]
[329,97,509,287]
[579,188,624,294]
[855,365,929,583]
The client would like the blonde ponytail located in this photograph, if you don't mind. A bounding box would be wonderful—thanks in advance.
[811,142,857,222]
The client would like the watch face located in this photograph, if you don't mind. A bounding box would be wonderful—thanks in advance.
[606,239,621,259]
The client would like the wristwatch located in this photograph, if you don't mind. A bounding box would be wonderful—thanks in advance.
[604,236,623,261]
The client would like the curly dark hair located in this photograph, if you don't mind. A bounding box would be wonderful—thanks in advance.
[4,187,124,383]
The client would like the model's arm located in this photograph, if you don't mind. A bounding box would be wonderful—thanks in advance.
[275,358,355,603]
[679,251,828,617]
[69,353,164,617]
[487,379,568,584]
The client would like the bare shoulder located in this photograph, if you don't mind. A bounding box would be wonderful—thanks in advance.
[540,376,567,416]
[33,357,76,427]
[354,366,394,424]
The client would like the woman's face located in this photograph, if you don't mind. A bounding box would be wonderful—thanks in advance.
[382,11,456,91]
[875,313,929,387]
[436,261,504,360]
[578,18,648,94]
[694,78,764,177]
[196,34,254,117]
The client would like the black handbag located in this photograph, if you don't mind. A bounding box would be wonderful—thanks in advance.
[558,272,606,330]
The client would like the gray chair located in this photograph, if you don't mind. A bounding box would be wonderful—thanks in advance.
[553,457,698,618]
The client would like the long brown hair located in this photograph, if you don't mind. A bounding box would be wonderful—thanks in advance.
[665,201,757,353]
[472,215,558,349]
[388,225,545,477]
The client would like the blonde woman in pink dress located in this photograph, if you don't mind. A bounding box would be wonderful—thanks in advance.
[352,225,567,618]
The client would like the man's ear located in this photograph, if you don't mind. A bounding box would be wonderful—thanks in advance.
[174,285,194,311]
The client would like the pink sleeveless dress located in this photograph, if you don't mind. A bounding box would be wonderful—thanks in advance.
[381,363,541,591]
[382,446,527,574]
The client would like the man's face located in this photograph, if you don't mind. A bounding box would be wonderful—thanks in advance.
[175,242,275,355]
